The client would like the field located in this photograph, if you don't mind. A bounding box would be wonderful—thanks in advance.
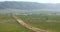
[18,15,60,32]
[0,9,60,16]
[0,16,34,32]
[0,9,60,32]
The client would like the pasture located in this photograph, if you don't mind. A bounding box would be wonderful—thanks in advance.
[0,16,34,32]
[18,15,60,32]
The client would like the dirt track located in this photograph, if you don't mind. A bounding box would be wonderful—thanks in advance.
[13,16,48,32]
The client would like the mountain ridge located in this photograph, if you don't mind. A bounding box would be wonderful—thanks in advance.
[0,1,60,10]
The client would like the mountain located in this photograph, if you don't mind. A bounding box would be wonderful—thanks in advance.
[0,1,60,10]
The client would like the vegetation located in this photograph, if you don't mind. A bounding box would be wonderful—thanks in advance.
[0,16,34,32]
[0,1,60,32]
[18,15,60,32]
[0,9,60,16]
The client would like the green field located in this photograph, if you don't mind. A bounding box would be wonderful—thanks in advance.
[0,9,60,32]
[0,16,34,32]
[18,15,60,32]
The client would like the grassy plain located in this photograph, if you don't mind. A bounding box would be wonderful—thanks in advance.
[18,15,60,32]
[0,16,34,32]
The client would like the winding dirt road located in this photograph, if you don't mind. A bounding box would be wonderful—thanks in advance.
[13,16,48,32]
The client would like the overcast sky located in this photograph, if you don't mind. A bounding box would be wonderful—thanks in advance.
[0,0,60,3]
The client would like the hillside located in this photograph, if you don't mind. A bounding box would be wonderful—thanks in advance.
[0,1,60,10]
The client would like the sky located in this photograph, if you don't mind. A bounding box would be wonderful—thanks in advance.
[0,0,60,3]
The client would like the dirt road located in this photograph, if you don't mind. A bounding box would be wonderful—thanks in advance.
[13,16,48,32]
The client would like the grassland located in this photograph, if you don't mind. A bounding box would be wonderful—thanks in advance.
[18,15,60,32]
[0,16,35,32]
[0,9,60,32]
[0,9,60,16]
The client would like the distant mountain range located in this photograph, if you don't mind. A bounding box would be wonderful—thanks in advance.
[0,1,60,10]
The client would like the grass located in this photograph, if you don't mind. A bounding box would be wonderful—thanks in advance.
[0,23,35,32]
[18,15,60,32]
[0,16,35,32]
[0,16,14,20]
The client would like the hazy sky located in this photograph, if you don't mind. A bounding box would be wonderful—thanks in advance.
[0,0,60,3]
